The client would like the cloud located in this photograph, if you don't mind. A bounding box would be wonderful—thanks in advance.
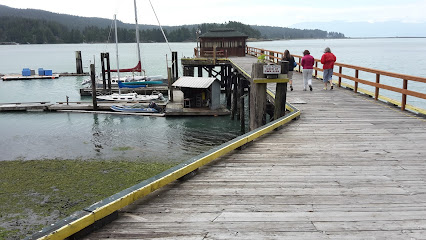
[1,0,425,26]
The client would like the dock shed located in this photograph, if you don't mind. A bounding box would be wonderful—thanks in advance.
[199,28,248,57]
[172,77,221,110]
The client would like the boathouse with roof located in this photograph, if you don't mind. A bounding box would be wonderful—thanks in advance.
[198,28,248,57]
[172,76,221,109]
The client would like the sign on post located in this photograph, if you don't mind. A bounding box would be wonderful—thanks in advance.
[263,64,281,74]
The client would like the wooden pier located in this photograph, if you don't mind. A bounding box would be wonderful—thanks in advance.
[69,56,426,239]
[25,52,426,239]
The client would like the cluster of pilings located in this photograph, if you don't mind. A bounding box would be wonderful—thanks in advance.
[181,59,289,134]
[182,62,248,133]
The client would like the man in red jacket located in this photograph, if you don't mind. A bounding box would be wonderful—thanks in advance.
[321,47,337,90]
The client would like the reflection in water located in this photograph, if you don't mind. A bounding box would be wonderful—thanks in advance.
[0,110,242,162]
[91,114,103,152]
[165,116,241,156]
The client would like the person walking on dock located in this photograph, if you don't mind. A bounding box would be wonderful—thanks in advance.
[301,50,314,91]
[282,49,296,91]
[321,47,337,90]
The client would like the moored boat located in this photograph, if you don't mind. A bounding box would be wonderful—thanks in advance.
[110,102,162,113]
[96,92,164,102]
[81,74,167,87]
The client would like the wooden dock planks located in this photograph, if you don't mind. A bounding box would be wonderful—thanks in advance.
[83,56,426,239]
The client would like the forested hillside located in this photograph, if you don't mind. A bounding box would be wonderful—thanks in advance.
[0,4,345,44]
[0,17,261,44]
[252,25,345,39]
[0,4,142,30]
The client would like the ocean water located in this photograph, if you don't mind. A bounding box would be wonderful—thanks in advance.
[0,39,425,161]
[0,42,241,161]
[249,38,426,109]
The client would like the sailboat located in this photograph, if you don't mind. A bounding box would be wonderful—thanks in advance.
[96,1,165,102]
[96,91,164,102]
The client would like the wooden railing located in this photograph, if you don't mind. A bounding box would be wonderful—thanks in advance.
[246,46,426,113]
[194,47,227,58]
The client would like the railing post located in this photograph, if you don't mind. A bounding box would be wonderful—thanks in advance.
[338,66,342,87]
[354,69,359,93]
[375,73,380,100]
[298,58,301,72]
[315,62,318,78]
[402,79,408,111]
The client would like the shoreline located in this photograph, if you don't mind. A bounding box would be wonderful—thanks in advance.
[0,159,177,239]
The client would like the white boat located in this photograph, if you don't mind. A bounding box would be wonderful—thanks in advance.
[96,92,164,102]
[82,74,166,87]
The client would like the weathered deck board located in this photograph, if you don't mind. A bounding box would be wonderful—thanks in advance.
[84,56,426,239]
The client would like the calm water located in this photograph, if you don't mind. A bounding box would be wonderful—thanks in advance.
[1,39,425,161]
[250,38,426,109]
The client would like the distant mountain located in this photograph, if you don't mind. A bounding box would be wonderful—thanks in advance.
[291,21,426,38]
[0,4,158,31]
[252,25,344,39]
[0,4,345,42]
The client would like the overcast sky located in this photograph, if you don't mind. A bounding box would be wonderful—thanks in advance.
[2,0,426,27]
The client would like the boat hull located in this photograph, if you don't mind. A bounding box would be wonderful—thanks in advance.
[110,105,159,113]
[96,92,164,102]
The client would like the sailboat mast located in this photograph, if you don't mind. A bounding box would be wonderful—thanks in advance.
[134,0,142,75]
[114,14,121,94]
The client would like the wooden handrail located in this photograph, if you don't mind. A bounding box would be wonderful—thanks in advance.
[246,46,426,113]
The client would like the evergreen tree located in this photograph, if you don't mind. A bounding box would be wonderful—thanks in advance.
[0,16,345,44]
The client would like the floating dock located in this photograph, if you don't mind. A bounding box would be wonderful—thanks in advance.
[1,74,60,81]
[0,89,230,116]
[79,86,168,96]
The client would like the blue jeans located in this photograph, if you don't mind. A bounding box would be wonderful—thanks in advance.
[323,68,333,82]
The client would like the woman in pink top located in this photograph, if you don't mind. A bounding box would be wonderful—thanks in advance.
[301,50,314,91]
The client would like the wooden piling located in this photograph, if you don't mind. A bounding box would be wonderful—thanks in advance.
[249,63,267,130]
[75,51,83,74]
[172,52,178,81]
[101,53,107,93]
[90,64,98,110]
[226,66,232,109]
[273,61,289,120]
[231,74,238,120]
[105,53,112,93]
[208,67,213,77]
[198,66,203,77]
[239,77,245,134]
[220,65,225,88]
[168,67,173,102]
[236,75,241,121]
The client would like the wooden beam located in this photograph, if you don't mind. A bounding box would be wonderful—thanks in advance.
[249,63,267,131]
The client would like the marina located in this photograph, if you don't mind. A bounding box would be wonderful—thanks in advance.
[1,38,426,239]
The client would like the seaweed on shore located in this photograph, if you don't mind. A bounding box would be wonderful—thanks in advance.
[0,159,176,240]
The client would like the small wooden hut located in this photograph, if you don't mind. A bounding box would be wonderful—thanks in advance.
[172,77,221,110]
[198,28,248,57]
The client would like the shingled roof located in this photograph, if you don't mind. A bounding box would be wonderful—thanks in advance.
[199,28,248,38]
